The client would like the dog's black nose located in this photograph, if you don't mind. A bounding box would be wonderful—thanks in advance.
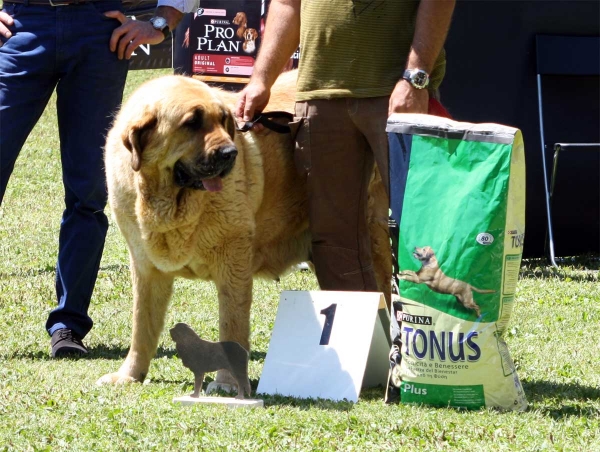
[217,145,238,162]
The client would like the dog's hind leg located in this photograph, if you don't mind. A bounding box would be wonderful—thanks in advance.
[192,372,205,398]
[233,360,251,399]
[234,378,251,400]
[456,292,481,317]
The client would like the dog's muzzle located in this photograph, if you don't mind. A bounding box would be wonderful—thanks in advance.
[174,145,238,191]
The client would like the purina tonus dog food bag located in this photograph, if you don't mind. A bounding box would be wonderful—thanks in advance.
[384,114,527,411]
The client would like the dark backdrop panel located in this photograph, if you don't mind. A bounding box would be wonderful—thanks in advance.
[442,0,600,258]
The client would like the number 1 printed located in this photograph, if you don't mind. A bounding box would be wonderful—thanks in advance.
[319,304,337,345]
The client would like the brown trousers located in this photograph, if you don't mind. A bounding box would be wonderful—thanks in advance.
[294,97,390,293]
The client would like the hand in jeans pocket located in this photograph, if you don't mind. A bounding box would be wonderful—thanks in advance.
[0,6,17,45]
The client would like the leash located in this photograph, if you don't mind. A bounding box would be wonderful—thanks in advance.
[236,111,294,134]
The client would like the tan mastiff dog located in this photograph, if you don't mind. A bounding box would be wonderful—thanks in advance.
[97,71,391,393]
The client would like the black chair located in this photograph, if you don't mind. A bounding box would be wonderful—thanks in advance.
[535,35,600,267]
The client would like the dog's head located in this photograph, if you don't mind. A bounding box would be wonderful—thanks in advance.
[169,322,199,344]
[413,246,436,265]
[244,28,258,42]
[232,12,247,26]
[118,75,237,192]
[170,322,189,342]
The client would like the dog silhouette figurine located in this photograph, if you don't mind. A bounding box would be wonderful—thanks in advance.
[397,246,495,317]
[170,323,251,399]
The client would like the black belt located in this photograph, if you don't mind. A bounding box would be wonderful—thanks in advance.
[237,111,294,134]
[6,0,115,5]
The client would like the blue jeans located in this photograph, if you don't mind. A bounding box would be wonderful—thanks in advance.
[0,0,129,338]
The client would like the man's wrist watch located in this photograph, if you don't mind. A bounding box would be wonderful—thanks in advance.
[149,16,170,40]
[402,68,430,89]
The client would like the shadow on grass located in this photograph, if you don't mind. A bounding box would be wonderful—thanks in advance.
[2,345,268,363]
[523,379,600,418]
[152,380,380,412]
[0,267,55,279]
[258,393,356,411]
[250,350,266,361]
[85,346,266,361]
[251,385,385,411]
[520,255,599,282]
[85,345,179,360]
[0,344,132,361]
[0,263,129,279]
[0,350,54,360]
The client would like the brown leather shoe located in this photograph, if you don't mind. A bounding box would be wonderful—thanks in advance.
[51,329,88,358]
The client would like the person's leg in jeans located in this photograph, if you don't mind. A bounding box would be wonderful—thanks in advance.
[0,3,58,204]
[294,98,379,292]
[45,2,129,341]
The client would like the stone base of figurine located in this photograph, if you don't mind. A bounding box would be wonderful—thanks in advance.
[173,395,264,408]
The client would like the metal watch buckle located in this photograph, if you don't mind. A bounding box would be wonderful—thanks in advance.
[49,0,72,6]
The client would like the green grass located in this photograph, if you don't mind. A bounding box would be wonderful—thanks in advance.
[0,69,599,451]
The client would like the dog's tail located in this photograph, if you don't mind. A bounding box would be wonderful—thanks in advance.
[471,287,496,294]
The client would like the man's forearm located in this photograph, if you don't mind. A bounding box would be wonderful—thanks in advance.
[155,5,185,32]
[406,0,455,72]
[251,0,301,88]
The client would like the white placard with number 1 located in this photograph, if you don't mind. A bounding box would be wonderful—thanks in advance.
[256,291,391,402]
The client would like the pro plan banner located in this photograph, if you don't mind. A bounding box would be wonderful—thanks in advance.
[187,0,265,84]
[173,0,299,85]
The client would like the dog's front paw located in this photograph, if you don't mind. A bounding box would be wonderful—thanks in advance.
[96,372,139,386]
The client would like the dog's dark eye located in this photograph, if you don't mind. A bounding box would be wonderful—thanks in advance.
[182,109,203,130]
[221,110,228,125]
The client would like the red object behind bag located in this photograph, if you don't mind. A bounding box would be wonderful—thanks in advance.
[428,98,452,119]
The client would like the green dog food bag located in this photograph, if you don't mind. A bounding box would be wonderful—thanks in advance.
[385,113,527,411]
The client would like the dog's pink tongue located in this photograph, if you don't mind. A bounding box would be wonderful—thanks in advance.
[202,177,223,192]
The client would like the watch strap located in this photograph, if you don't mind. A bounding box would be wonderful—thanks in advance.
[150,16,170,40]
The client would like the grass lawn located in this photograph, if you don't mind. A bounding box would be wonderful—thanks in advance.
[0,69,598,451]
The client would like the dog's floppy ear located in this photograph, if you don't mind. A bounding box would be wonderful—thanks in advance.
[226,111,236,140]
[422,246,434,259]
[121,111,157,172]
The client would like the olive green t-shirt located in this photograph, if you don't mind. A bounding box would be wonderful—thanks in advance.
[296,0,446,101]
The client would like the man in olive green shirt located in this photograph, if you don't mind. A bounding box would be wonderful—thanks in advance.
[237,0,455,294]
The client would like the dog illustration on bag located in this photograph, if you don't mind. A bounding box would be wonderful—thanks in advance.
[232,12,248,39]
[397,246,495,317]
[242,28,258,53]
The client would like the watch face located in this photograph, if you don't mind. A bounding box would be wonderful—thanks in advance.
[413,71,428,88]
[152,17,168,29]
[403,69,430,89]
